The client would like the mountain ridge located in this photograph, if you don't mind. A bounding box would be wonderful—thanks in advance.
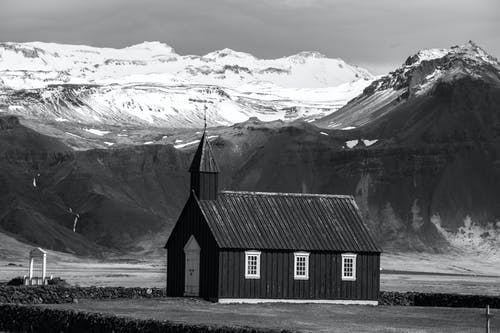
[0,41,374,130]
[315,41,500,131]
[0,41,372,89]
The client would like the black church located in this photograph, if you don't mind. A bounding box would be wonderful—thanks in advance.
[165,130,381,304]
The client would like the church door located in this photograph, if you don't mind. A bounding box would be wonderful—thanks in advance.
[184,235,200,296]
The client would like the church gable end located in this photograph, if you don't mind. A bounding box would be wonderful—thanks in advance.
[165,195,219,298]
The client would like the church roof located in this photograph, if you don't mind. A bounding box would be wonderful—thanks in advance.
[196,191,381,252]
[189,131,219,173]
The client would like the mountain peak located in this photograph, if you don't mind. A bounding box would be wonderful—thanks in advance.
[203,48,255,60]
[294,51,327,58]
[404,41,498,68]
[449,40,498,65]
[288,51,328,62]
[365,41,500,99]
[316,41,500,131]
[126,41,175,53]
[454,40,483,52]
[404,48,449,66]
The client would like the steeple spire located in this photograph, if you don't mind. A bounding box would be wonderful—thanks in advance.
[203,105,207,132]
[189,108,219,200]
[188,131,219,173]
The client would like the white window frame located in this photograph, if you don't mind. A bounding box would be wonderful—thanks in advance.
[294,252,310,280]
[245,250,261,279]
[341,253,357,281]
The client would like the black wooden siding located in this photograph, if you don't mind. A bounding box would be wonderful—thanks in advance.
[218,250,379,300]
[166,195,219,299]
[191,173,218,201]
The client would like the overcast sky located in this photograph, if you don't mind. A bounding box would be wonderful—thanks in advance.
[1,0,499,74]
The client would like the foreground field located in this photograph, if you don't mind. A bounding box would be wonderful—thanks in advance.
[44,298,500,333]
[2,250,500,295]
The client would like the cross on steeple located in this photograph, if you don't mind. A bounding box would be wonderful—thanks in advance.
[203,105,207,131]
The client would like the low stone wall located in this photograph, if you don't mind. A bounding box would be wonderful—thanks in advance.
[379,291,500,308]
[0,304,292,333]
[0,286,166,304]
[0,286,498,308]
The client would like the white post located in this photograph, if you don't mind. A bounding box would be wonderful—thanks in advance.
[29,257,34,280]
[42,253,46,282]
[486,305,490,333]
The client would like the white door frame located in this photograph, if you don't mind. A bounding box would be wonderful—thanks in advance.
[183,235,201,296]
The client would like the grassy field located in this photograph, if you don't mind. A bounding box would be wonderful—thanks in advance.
[0,261,164,287]
[381,271,500,295]
[44,298,500,333]
[0,232,165,287]
[4,262,500,295]
[2,245,500,295]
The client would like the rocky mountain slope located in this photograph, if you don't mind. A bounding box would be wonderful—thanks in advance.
[0,116,190,255]
[313,41,500,253]
[316,41,500,135]
[0,42,373,128]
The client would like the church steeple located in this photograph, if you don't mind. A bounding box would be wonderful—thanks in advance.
[189,125,219,200]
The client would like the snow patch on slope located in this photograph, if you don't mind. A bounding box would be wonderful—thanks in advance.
[174,135,218,149]
[410,48,449,66]
[345,140,359,148]
[362,139,378,146]
[84,128,110,136]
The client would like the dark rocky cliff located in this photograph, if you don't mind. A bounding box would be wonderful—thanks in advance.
[2,116,500,254]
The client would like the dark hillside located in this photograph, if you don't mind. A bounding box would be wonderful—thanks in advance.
[3,115,500,254]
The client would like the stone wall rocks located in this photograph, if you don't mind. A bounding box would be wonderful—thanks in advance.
[379,291,500,308]
[1,286,498,309]
[0,286,166,304]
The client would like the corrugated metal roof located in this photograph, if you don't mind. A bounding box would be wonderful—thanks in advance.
[196,191,381,252]
[189,131,219,173]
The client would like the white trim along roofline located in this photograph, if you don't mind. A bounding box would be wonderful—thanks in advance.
[218,299,378,305]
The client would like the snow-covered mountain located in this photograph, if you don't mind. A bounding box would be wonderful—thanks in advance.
[0,41,373,128]
[316,41,500,129]
[1,80,372,128]
[0,41,372,89]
